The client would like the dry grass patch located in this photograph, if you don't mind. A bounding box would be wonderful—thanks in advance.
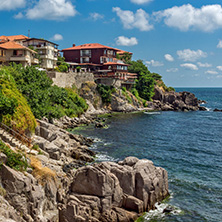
[30,156,56,184]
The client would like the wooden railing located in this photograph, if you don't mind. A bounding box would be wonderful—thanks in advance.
[0,122,32,148]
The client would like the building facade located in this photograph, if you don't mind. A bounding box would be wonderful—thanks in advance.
[23,38,58,70]
[0,41,38,67]
[62,43,136,88]
[0,35,58,70]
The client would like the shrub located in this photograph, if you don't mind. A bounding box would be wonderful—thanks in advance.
[97,84,115,104]
[0,140,28,171]
[30,156,56,185]
[4,64,88,120]
[0,66,36,133]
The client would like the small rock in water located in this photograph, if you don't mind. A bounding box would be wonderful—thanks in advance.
[199,106,207,111]
[163,206,174,214]
[213,108,222,112]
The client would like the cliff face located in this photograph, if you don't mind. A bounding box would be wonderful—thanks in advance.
[0,119,169,222]
[60,157,169,222]
[152,86,205,111]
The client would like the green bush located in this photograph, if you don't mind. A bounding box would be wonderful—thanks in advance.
[4,64,88,120]
[0,66,36,133]
[56,57,70,72]
[97,84,115,104]
[0,140,28,171]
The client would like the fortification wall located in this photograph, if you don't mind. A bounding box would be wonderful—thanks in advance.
[47,71,94,89]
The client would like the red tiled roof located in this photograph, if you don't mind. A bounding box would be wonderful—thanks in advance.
[0,35,29,41]
[62,43,118,51]
[0,41,36,53]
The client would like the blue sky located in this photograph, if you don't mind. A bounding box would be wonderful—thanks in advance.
[1,0,222,87]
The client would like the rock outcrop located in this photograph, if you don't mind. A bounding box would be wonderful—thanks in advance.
[0,164,58,222]
[152,86,206,111]
[59,157,169,222]
[0,119,169,222]
[111,90,143,112]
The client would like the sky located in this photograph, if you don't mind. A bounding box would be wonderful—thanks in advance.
[1,0,222,87]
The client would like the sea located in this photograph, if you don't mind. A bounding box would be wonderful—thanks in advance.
[71,88,222,222]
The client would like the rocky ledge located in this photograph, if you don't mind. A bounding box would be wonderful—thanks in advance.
[152,86,207,111]
[0,119,169,222]
[59,157,169,222]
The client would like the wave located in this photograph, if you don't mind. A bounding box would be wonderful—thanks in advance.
[144,111,161,115]
[144,202,183,221]
[95,153,118,162]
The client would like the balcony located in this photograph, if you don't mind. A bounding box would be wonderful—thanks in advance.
[10,55,29,62]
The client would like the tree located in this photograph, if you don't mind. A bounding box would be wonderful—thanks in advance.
[117,52,132,63]
[135,72,155,101]
[56,57,70,72]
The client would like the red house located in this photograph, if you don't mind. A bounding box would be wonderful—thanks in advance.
[62,43,137,88]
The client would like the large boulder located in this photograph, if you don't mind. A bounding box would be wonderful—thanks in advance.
[60,157,169,222]
[0,164,58,222]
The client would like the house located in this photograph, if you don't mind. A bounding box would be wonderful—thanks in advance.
[62,43,137,88]
[0,35,29,45]
[23,38,58,70]
[0,41,38,67]
[0,35,58,70]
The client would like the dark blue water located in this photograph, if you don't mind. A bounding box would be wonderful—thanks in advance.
[72,88,222,222]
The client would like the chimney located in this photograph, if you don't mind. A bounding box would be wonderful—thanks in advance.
[73,44,76,47]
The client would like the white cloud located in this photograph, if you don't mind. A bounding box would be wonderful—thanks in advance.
[14,12,24,19]
[217,40,222,48]
[197,62,212,68]
[166,68,178,72]
[116,36,138,46]
[51,34,63,41]
[177,49,207,62]
[89,12,104,21]
[146,60,164,67]
[0,0,25,10]
[130,0,153,5]
[164,54,174,62]
[205,70,218,75]
[180,63,198,70]
[217,66,222,71]
[154,4,222,32]
[26,0,77,20]
[112,7,153,31]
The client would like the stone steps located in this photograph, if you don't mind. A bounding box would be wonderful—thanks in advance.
[0,127,38,155]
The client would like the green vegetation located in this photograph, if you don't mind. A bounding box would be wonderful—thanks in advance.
[56,56,70,72]
[0,140,28,171]
[3,64,88,120]
[116,52,132,63]
[0,66,36,133]
[122,87,133,104]
[127,60,175,101]
[97,84,116,104]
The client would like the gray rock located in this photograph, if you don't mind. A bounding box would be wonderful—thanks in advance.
[0,152,7,164]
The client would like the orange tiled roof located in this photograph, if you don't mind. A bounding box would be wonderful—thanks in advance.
[0,41,36,54]
[62,43,118,51]
[0,35,29,41]
[0,41,26,49]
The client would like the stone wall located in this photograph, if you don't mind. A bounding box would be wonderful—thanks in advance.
[47,71,94,89]
[96,78,122,88]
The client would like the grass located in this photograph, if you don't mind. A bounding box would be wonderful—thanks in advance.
[0,186,6,197]
[30,156,56,185]
[0,140,28,171]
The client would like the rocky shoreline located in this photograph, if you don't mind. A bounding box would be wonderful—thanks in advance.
[0,118,169,222]
[0,87,206,222]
